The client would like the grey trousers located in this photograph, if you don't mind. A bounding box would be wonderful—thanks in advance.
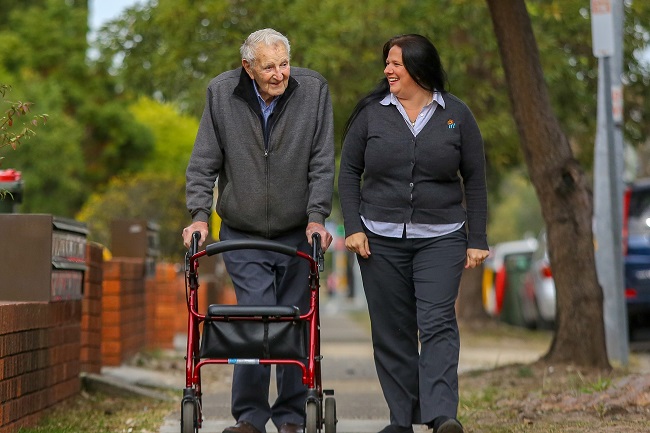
[219,223,310,433]
[357,228,467,427]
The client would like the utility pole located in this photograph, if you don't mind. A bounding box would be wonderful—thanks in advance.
[591,0,629,366]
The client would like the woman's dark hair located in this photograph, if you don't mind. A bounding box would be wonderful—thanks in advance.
[343,34,448,138]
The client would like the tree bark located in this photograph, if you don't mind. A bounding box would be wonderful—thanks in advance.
[457,266,491,323]
[486,0,610,368]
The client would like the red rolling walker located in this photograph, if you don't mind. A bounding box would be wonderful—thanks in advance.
[181,231,336,433]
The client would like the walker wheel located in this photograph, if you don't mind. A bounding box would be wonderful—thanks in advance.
[305,400,319,433]
[324,397,337,433]
[181,398,197,433]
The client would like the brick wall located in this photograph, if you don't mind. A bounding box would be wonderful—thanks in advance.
[101,258,146,366]
[151,262,236,350]
[101,257,232,364]
[0,301,81,433]
[144,261,219,351]
[146,263,184,350]
[80,243,103,373]
[0,251,234,433]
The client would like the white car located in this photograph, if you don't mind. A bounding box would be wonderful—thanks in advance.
[482,238,538,321]
[518,229,556,329]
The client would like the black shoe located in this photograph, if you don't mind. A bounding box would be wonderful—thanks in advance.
[430,417,463,433]
[223,421,262,433]
[377,425,414,433]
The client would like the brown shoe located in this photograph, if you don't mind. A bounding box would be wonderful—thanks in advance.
[223,421,262,433]
[278,423,304,433]
[435,418,464,433]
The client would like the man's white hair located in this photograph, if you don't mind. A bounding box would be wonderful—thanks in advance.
[240,28,291,65]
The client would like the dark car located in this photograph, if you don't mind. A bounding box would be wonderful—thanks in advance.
[623,179,650,337]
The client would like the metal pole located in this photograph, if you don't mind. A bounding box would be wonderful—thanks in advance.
[602,55,629,366]
[593,0,628,366]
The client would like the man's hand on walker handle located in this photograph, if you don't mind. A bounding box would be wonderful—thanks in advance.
[306,222,333,252]
[183,221,209,249]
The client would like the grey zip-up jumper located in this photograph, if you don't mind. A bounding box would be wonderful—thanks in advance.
[338,92,488,249]
[186,67,335,238]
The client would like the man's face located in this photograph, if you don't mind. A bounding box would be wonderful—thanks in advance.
[243,42,290,104]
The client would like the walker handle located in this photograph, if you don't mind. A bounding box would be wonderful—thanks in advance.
[185,231,202,286]
[190,231,201,257]
[205,239,298,257]
[311,232,324,272]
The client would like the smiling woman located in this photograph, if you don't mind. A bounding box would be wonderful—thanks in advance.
[338,33,487,433]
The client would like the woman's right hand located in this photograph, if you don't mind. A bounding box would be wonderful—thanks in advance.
[345,232,371,259]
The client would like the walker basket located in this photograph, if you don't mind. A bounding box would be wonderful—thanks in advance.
[199,318,309,359]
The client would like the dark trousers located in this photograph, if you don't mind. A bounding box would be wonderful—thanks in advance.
[219,223,311,433]
[357,228,467,427]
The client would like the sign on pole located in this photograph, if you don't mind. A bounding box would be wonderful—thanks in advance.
[611,84,623,125]
[591,0,615,57]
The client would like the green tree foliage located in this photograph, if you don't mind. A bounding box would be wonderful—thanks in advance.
[1,0,647,248]
[0,75,89,214]
[624,0,650,148]
[86,0,650,248]
[6,114,87,215]
[78,101,154,186]
[0,83,47,201]
[129,96,198,176]
[93,0,650,192]
[93,1,243,115]
[487,168,544,244]
[0,84,47,160]
[76,97,198,259]
[0,0,153,216]
[77,172,188,260]
[0,75,89,215]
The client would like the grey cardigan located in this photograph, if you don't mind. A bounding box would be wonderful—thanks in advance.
[338,93,488,249]
[186,67,335,238]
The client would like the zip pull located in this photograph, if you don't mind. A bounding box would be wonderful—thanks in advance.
[264,149,269,157]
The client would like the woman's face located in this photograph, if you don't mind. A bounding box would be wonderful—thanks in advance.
[384,45,418,99]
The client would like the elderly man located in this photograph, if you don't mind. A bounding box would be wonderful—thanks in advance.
[182,28,334,433]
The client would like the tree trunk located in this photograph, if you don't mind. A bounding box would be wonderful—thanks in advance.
[486,0,610,368]
[457,266,491,323]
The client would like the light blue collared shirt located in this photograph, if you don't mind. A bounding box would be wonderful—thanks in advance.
[362,91,464,239]
[380,91,445,136]
[252,79,278,125]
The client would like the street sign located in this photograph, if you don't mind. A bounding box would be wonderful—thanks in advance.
[611,83,623,125]
[591,0,615,57]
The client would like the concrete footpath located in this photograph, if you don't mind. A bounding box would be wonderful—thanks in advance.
[98,299,548,433]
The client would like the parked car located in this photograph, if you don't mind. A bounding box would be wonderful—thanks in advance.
[519,229,556,329]
[517,178,650,335]
[482,238,538,321]
[623,179,650,337]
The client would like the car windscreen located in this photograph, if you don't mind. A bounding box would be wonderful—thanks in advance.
[628,187,650,236]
